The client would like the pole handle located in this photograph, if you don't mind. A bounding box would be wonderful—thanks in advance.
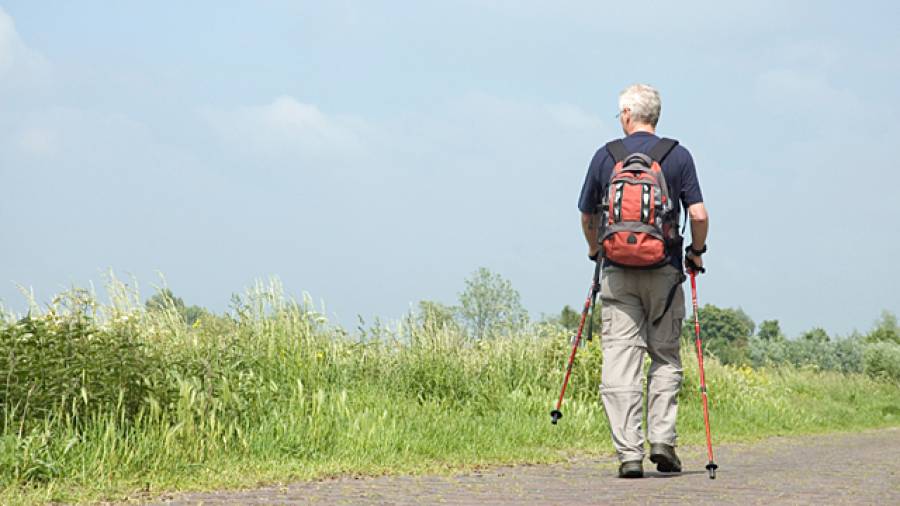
[685,255,706,274]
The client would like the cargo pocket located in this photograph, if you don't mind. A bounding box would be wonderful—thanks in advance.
[670,286,686,343]
[600,268,640,346]
[648,271,685,353]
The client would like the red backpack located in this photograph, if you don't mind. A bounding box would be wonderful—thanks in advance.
[600,138,681,268]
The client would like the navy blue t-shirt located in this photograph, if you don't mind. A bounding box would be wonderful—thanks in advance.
[578,131,703,271]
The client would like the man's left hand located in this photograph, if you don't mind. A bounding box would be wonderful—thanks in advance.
[685,252,705,273]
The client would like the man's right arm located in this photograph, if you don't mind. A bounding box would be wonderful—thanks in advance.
[578,149,605,259]
[686,202,708,270]
[581,212,601,258]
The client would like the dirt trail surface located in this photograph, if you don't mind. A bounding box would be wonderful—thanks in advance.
[152,428,899,505]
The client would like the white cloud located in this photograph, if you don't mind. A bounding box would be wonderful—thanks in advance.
[203,96,371,161]
[203,93,610,181]
[0,7,49,85]
[1,106,199,184]
[15,126,57,157]
[386,92,610,167]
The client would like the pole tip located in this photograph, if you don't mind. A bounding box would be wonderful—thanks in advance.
[706,462,718,479]
[550,410,562,425]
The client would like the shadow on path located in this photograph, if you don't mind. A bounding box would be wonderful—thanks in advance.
[644,470,706,478]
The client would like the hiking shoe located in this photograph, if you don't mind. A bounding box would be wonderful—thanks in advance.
[649,443,682,473]
[618,460,643,478]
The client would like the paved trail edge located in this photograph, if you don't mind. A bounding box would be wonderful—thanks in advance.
[153,428,900,505]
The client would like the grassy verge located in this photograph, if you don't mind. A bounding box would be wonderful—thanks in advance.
[1,281,897,504]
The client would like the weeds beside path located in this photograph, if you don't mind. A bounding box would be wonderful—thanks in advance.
[2,281,898,504]
[153,428,900,505]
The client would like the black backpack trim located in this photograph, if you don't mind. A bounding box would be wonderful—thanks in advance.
[606,137,679,164]
[605,140,628,163]
[648,138,679,163]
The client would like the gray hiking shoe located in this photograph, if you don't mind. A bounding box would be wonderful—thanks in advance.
[618,460,643,478]
[649,443,682,473]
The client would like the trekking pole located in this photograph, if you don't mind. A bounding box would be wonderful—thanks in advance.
[550,259,602,425]
[689,267,719,479]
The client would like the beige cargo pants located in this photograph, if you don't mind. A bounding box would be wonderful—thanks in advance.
[599,264,685,463]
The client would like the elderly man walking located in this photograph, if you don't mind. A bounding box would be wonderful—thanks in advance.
[578,84,708,478]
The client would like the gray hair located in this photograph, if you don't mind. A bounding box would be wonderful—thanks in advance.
[618,84,661,127]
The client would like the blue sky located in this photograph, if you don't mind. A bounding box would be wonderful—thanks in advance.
[1,1,898,337]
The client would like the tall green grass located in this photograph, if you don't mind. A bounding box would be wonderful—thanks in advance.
[1,279,897,504]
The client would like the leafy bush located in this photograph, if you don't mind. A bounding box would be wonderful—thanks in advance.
[863,341,900,382]
[866,311,899,345]
[747,313,900,382]
[682,304,754,365]
[458,267,529,339]
[0,291,150,428]
[748,335,863,374]
[756,320,785,341]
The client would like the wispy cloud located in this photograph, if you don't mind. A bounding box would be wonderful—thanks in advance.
[14,125,57,157]
[204,93,608,166]
[202,96,371,162]
[0,7,49,88]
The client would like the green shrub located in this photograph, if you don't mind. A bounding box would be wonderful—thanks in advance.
[0,298,150,429]
[748,335,864,374]
[863,341,900,382]
[866,311,899,345]
[681,304,754,365]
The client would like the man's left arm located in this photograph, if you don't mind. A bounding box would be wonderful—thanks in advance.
[679,148,707,271]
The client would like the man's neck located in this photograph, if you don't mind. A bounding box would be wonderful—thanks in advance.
[625,124,656,136]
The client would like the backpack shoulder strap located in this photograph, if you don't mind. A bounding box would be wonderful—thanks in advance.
[648,137,679,163]
[605,140,628,163]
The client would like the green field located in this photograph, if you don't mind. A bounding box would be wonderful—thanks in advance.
[1,279,898,505]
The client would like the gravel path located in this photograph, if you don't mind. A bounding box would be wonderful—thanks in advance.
[153,428,899,505]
